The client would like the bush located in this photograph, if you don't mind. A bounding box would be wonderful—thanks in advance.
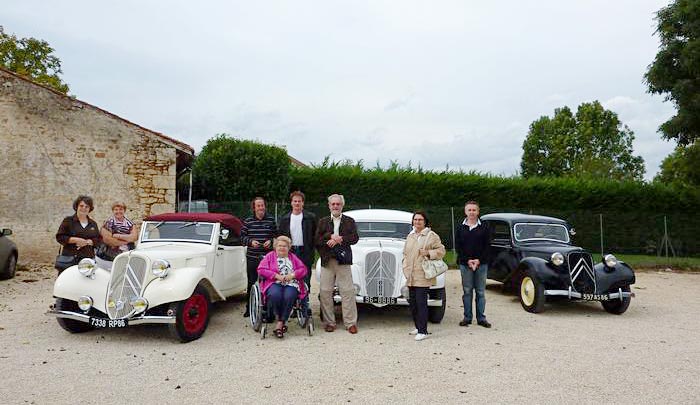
[193,135,290,202]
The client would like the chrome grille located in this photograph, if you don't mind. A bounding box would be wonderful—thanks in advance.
[365,251,397,297]
[568,252,595,294]
[107,255,148,319]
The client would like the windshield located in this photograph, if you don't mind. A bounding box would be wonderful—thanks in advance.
[141,221,215,243]
[356,221,412,239]
[513,222,570,243]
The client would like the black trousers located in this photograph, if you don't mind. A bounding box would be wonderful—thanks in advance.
[290,246,313,292]
[245,256,263,308]
[409,286,429,334]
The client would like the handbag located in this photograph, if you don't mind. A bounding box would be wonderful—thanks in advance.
[419,232,448,279]
[332,244,352,265]
[55,254,76,271]
[96,243,119,261]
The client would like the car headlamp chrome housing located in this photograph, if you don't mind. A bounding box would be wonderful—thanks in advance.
[78,258,96,277]
[604,254,618,269]
[353,283,361,295]
[151,259,171,278]
[78,295,93,312]
[551,252,564,266]
[401,285,409,298]
[130,297,148,314]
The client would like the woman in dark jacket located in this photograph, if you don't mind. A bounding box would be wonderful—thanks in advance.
[55,195,100,272]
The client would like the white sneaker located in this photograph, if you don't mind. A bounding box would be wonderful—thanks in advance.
[415,333,429,341]
[409,329,418,335]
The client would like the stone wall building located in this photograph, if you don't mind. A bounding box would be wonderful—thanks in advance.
[0,68,194,262]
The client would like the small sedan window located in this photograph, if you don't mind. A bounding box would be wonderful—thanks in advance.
[514,223,569,243]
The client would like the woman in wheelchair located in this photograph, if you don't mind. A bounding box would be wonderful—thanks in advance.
[257,236,308,338]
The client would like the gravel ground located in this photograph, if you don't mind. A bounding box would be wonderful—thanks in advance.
[0,265,699,404]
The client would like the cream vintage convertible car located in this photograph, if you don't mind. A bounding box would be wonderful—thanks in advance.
[316,209,447,323]
[47,213,247,342]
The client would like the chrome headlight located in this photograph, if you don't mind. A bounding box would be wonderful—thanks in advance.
[130,297,148,314]
[604,254,618,268]
[78,258,96,277]
[151,259,171,278]
[78,295,93,312]
[353,283,361,295]
[400,285,409,298]
[551,252,564,266]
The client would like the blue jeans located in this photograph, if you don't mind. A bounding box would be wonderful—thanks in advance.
[266,283,299,321]
[460,264,487,322]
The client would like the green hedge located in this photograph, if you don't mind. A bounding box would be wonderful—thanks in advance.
[284,164,700,256]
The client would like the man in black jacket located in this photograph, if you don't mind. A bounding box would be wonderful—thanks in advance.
[278,191,318,294]
[316,194,359,334]
[455,200,492,328]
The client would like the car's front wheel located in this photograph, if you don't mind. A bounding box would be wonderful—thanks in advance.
[519,269,545,313]
[0,253,17,280]
[601,285,632,315]
[169,286,210,342]
[428,287,446,323]
[55,298,95,333]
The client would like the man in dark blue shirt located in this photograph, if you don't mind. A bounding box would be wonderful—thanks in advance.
[240,197,278,317]
[455,200,492,328]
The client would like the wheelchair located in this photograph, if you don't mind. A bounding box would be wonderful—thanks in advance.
[248,281,314,339]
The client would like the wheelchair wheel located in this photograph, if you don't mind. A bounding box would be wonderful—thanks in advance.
[249,284,263,332]
[297,307,307,328]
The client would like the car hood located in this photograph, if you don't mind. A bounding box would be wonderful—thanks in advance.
[517,243,585,258]
[352,238,405,255]
[128,243,213,261]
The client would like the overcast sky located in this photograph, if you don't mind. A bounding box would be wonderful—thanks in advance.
[3,1,677,179]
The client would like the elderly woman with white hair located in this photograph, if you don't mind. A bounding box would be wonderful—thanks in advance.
[257,235,308,338]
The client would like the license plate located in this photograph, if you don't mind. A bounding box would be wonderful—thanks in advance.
[363,297,397,304]
[89,317,128,328]
[581,293,609,301]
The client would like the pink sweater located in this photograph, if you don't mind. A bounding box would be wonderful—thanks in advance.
[256,251,309,299]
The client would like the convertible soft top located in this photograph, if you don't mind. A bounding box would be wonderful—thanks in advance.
[145,213,243,236]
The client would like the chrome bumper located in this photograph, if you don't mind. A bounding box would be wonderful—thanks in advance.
[332,295,443,307]
[46,309,176,325]
[545,287,635,301]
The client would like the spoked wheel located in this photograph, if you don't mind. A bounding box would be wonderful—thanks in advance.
[520,269,545,313]
[169,286,210,342]
[249,284,263,332]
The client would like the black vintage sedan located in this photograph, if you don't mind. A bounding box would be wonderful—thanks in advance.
[481,213,635,314]
[0,228,18,280]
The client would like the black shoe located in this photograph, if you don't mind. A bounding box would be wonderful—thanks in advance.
[459,319,471,327]
[243,309,250,318]
[477,320,492,328]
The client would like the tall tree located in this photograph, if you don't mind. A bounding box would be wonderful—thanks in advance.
[193,135,291,202]
[0,26,69,94]
[655,140,700,186]
[521,101,645,181]
[644,0,700,146]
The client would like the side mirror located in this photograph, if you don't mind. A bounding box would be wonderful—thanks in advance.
[220,229,230,240]
[1,228,12,236]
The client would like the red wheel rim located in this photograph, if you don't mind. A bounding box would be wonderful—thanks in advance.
[182,293,208,334]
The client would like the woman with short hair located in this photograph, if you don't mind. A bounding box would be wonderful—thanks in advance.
[55,195,100,273]
[96,201,138,270]
[257,236,308,338]
[402,211,446,341]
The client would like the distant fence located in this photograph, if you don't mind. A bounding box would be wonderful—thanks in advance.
[193,200,699,258]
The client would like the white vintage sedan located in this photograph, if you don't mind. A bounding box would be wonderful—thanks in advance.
[47,213,247,342]
[317,209,447,323]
